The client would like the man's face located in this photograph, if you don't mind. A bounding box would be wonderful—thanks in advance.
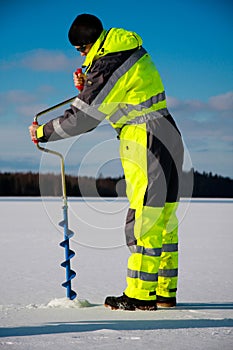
[75,43,93,56]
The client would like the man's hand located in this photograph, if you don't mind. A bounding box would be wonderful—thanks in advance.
[29,124,39,142]
[73,71,86,90]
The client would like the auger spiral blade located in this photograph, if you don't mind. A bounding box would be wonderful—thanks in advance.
[59,220,75,238]
[59,205,77,300]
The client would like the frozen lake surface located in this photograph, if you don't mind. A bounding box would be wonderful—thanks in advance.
[0,197,232,349]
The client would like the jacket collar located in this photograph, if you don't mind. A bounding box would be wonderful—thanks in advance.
[83,28,143,71]
[82,29,108,70]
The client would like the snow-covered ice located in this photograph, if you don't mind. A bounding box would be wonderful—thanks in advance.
[0,197,232,349]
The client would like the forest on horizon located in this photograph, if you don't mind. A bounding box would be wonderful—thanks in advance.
[0,170,232,198]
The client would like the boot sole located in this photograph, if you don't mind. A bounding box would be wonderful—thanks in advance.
[104,303,157,311]
[104,303,135,311]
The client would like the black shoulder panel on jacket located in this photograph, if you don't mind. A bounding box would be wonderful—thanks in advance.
[81,49,137,105]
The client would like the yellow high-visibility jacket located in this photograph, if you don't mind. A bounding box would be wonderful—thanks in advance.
[36,27,169,142]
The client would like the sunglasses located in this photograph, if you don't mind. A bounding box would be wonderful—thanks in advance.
[76,44,88,53]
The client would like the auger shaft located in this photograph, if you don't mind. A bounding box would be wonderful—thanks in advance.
[32,68,84,300]
[32,97,80,300]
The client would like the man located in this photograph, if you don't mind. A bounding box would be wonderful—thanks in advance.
[29,13,184,311]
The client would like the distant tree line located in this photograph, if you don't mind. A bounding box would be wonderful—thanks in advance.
[192,171,233,198]
[0,170,232,198]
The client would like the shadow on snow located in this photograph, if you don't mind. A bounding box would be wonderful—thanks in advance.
[0,302,233,338]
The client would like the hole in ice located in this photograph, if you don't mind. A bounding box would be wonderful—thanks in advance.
[27,297,96,309]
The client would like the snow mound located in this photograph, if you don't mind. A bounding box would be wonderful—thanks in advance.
[27,297,95,309]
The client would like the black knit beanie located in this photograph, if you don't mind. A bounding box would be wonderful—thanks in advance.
[68,14,103,46]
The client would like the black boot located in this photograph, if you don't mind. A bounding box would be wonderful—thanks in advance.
[104,293,157,311]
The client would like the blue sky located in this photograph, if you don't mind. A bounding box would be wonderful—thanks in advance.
[0,0,232,178]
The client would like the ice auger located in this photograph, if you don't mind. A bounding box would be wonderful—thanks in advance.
[32,69,83,300]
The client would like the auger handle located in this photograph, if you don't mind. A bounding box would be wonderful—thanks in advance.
[75,68,84,91]
[32,121,39,144]
[31,119,67,203]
